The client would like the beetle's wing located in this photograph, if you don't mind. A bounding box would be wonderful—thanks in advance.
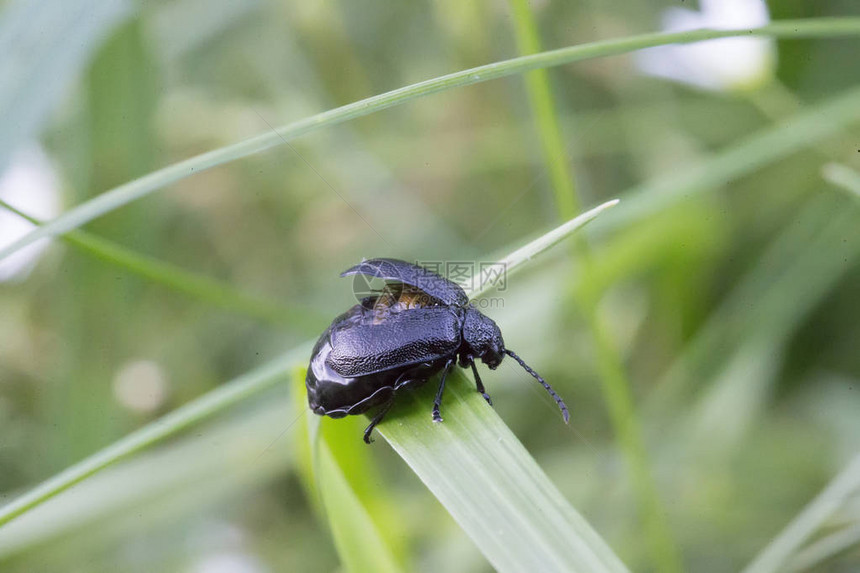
[327,306,461,377]
[341,258,468,306]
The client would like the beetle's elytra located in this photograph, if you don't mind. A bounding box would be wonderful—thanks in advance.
[305,258,569,443]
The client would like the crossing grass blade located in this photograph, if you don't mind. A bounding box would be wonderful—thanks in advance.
[0,398,293,559]
[378,376,629,573]
[289,206,624,573]
[377,207,630,573]
[0,344,312,529]
[291,370,407,573]
[741,453,860,573]
[465,199,619,296]
[0,199,325,330]
[2,19,860,263]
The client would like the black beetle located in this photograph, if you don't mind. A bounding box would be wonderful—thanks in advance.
[305,258,569,443]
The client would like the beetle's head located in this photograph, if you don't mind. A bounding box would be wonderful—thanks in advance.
[462,307,505,369]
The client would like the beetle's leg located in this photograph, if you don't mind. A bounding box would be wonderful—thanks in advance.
[469,359,493,406]
[458,353,471,368]
[432,359,455,423]
[363,400,394,444]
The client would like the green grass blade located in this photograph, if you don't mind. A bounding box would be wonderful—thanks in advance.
[315,440,403,573]
[63,231,324,329]
[320,414,411,569]
[508,3,680,570]
[0,398,293,558]
[378,375,629,573]
[787,524,860,572]
[467,199,619,297]
[291,369,322,519]
[509,0,579,219]
[0,344,311,529]
[0,199,324,330]
[680,205,860,459]
[593,84,860,237]
[647,196,860,421]
[380,202,628,571]
[293,202,618,572]
[741,453,860,573]
[0,194,617,532]
[291,369,407,573]
[2,18,860,262]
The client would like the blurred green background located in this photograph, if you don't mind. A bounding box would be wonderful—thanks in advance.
[1,0,860,571]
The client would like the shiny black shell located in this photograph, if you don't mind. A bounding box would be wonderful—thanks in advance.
[305,258,568,443]
[306,301,461,417]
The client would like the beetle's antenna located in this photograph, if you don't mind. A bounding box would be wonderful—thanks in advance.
[504,349,569,423]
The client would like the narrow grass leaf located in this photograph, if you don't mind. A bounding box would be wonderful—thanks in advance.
[466,199,619,296]
[315,440,403,573]
[379,377,629,573]
[648,196,860,420]
[0,399,292,558]
[291,370,405,572]
[291,369,322,517]
[592,84,860,237]
[2,19,860,262]
[320,414,410,567]
[0,199,324,330]
[508,2,681,569]
[742,453,860,573]
[787,523,860,572]
[509,0,580,219]
[381,205,629,572]
[0,344,312,528]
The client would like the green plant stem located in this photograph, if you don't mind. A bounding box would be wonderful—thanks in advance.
[2,18,860,262]
[509,0,579,219]
[508,2,682,571]
[0,198,323,331]
[585,307,681,568]
[0,345,310,529]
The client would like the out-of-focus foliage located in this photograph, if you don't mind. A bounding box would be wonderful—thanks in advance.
[1,0,859,571]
